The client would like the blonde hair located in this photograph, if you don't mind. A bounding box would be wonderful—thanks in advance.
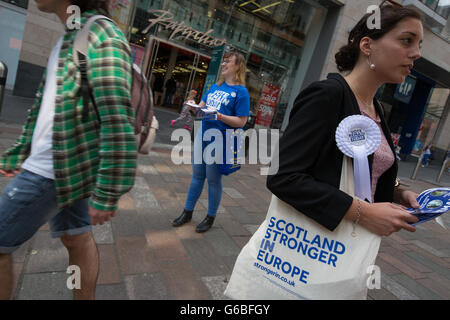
[217,51,246,87]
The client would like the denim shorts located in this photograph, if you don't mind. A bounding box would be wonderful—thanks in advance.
[0,170,91,254]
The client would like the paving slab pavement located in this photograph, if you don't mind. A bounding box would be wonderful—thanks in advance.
[0,101,449,300]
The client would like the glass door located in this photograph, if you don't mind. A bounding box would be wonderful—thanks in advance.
[145,36,210,109]
[186,54,210,104]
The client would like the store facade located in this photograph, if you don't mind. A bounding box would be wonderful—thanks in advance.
[10,0,448,160]
[128,0,330,128]
[375,70,449,159]
[370,1,450,161]
[0,1,27,90]
[318,0,450,161]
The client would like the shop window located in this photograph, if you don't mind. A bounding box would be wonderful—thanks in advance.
[133,0,326,128]
[413,88,449,155]
[421,0,439,10]
[420,0,450,19]
[1,0,28,9]
[436,0,450,19]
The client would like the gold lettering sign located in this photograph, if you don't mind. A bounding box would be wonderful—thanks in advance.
[142,10,227,47]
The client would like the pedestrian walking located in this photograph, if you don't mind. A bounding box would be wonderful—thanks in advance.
[172,51,250,233]
[0,0,136,300]
[226,0,425,301]
[164,77,177,106]
[422,144,432,167]
[170,89,198,131]
[267,1,422,240]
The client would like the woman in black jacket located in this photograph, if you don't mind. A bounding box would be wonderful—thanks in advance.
[267,1,423,237]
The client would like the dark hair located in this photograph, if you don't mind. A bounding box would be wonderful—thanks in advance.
[69,0,110,15]
[335,2,423,72]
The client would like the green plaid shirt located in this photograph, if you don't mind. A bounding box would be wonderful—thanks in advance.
[0,10,137,212]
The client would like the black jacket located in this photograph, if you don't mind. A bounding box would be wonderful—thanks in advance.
[266,73,398,231]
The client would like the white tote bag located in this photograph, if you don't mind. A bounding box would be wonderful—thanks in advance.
[224,156,381,300]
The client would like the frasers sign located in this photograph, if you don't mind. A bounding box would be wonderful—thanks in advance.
[142,10,227,47]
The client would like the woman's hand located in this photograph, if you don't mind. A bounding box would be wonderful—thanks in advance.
[217,113,248,128]
[345,199,419,237]
[394,189,420,209]
[358,201,419,236]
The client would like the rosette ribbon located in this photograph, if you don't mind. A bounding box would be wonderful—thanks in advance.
[336,115,381,202]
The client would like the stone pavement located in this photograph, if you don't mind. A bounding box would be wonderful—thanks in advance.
[0,106,449,299]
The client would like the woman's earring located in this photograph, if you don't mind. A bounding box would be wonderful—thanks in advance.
[367,55,376,70]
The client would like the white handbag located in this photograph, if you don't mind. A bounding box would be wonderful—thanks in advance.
[224,156,381,300]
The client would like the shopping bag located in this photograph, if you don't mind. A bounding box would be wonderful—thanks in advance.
[224,156,381,300]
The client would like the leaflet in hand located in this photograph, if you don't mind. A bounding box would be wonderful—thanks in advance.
[202,107,217,114]
[202,113,218,120]
[185,102,202,108]
[407,187,449,225]
[185,102,217,114]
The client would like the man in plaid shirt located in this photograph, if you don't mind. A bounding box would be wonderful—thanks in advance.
[0,0,136,299]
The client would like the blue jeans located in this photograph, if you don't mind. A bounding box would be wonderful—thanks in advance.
[0,170,91,253]
[184,127,222,217]
[422,154,430,165]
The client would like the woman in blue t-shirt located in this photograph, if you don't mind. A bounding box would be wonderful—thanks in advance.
[172,51,250,233]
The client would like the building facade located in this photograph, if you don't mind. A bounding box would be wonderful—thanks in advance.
[129,0,334,129]
[318,0,450,162]
[1,0,449,161]
[0,0,29,90]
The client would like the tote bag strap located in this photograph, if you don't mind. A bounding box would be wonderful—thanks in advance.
[339,155,355,196]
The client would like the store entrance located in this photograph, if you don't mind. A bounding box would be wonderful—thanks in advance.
[146,37,211,111]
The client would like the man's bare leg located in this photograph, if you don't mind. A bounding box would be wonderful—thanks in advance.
[0,253,13,300]
[61,232,98,300]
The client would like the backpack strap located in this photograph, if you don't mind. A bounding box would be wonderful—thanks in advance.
[134,65,146,124]
[73,15,112,122]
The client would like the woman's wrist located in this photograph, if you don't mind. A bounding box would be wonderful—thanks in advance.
[345,198,363,222]
[354,199,361,225]
[345,198,371,225]
[358,200,372,226]
[217,113,223,121]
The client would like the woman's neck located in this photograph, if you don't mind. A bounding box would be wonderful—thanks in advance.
[224,76,238,86]
[344,67,383,115]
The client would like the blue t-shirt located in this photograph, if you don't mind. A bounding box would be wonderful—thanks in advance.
[201,82,250,132]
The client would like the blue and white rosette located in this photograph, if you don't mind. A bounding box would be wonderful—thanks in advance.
[336,115,381,202]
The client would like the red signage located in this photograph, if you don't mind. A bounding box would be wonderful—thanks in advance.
[255,83,280,127]
[250,53,261,64]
